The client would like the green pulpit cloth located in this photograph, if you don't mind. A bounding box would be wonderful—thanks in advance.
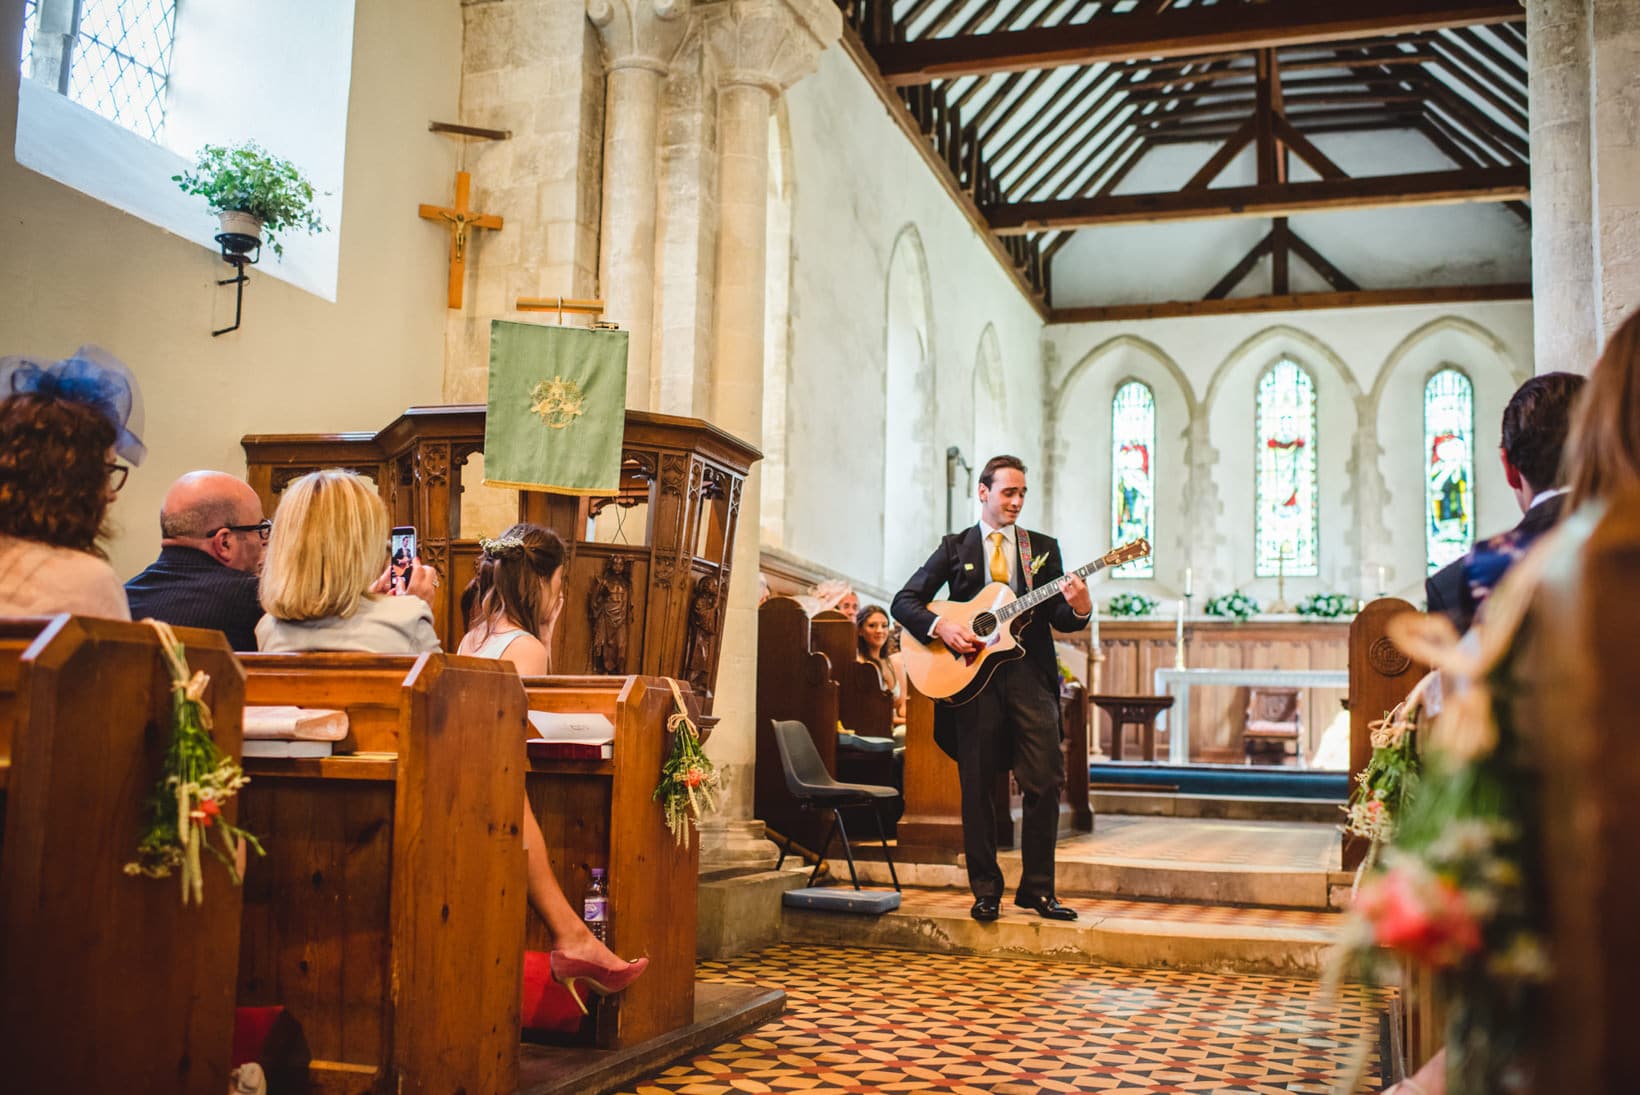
[484,321,629,494]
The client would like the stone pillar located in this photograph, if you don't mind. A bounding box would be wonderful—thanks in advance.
[1529,0,1640,369]
[588,0,693,410]
[1528,0,1599,373]
[1590,0,1640,336]
[695,0,840,869]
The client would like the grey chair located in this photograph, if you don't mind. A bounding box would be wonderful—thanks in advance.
[771,719,901,891]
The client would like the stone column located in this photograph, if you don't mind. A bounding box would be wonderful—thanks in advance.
[588,0,693,410]
[1590,0,1640,337]
[695,0,840,869]
[1528,0,1599,373]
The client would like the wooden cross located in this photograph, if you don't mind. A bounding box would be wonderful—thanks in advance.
[418,170,502,309]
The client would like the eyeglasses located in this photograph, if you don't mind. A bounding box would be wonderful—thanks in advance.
[105,462,130,492]
[215,519,273,542]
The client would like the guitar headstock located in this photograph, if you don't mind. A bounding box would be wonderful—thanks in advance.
[1102,538,1152,569]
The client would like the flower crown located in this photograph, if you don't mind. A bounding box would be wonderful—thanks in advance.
[478,534,526,560]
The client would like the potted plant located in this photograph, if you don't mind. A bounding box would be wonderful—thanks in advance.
[173,141,327,258]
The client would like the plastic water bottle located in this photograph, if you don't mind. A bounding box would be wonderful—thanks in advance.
[583,868,609,943]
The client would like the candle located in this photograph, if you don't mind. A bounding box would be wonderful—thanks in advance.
[1174,596,1186,668]
[1377,565,1387,596]
[1184,566,1193,598]
[1090,598,1100,647]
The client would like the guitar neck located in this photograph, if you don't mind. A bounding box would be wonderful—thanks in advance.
[996,558,1107,622]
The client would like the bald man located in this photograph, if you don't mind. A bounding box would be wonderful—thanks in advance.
[125,470,268,651]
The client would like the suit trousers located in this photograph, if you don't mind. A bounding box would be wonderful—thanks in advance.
[954,657,1065,901]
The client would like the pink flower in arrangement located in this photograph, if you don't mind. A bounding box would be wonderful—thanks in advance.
[1356,866,1483,969]
[686,767,705,789]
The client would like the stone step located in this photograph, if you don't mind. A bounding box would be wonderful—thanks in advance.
[822,853,1338,910]
[1094,789,1344,824]
[780,887,1343,978]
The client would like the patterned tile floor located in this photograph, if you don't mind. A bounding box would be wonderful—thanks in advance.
[892,887,1340,932]
[616,946,1388,1095]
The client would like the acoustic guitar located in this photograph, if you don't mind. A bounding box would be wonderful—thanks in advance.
[900,538,1152,704]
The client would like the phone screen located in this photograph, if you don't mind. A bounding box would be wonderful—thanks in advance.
[390,527,417,594]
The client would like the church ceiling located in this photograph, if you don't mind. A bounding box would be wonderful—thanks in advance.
[834,0,1530,317]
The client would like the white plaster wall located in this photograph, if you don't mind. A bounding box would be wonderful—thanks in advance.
[0,0,461,580]
[779,48,1045,589]
[1045,301,1534,607]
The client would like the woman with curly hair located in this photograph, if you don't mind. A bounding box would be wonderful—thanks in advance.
[0,346,146,618]
[457,524,649,1012]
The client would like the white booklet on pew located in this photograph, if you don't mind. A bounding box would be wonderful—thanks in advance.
[243,738,334,758]
[243,705,350,741]
[527,710,615,760]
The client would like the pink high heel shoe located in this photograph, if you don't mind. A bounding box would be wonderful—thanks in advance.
[548,950,650,1015]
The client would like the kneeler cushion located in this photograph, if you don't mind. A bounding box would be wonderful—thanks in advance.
[521,950,587,1035]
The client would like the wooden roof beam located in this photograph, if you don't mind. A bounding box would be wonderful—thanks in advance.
[1049,284,1532,323]
[986,166,1530,233]
[873,0,1519,85]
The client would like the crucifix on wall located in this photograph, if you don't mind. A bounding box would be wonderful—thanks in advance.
[419,169,502,309]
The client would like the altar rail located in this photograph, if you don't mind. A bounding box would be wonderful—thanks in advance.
[1094,618,1349,763]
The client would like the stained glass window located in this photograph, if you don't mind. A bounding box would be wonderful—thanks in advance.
[18,0,178,143]
[1110,380,1155,577]
[1255,359,1318,576]
[1424,367,1475,573]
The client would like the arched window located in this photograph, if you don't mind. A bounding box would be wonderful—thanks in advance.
[1255,359,1318,577]
[1110,380,1155,577]
[1424,367,1475,573]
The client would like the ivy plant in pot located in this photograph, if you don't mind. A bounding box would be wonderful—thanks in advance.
[173,141,326,259]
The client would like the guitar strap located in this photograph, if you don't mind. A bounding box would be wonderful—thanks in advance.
[1017,528,1035,591]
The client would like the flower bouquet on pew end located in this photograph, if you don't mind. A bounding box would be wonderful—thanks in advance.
[654,678,721,847]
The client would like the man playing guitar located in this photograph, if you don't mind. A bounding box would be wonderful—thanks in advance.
[892,455,1091,923]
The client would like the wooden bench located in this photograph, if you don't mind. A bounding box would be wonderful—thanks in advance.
[235,652,528,1095]
[0,616,245,1093]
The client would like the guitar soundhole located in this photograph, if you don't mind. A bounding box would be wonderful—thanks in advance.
[972,612,997,638]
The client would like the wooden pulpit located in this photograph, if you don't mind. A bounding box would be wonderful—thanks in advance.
[243,405,759,709]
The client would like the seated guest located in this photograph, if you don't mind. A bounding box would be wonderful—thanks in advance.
[1563,307,1640,511]
[457,524,648,1007]
[809,577,858,619]
[125,471,268,650]
[856,604,906,727]
[1426,372,1585,632]
[257,474,645,1011]
[0,346,145,618]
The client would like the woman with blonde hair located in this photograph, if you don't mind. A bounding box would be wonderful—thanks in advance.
[257,474,645,1010]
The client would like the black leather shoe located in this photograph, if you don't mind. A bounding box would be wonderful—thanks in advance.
[1014,893,1078,920]
[970,897,1001,922]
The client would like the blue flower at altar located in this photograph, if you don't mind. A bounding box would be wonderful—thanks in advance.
[0,345,147,465]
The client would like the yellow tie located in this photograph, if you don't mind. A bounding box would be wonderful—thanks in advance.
[988,531,1009,583]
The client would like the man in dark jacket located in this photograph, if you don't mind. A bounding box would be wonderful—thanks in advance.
[126,471,267,650]
[893,455,1090,923]
[1426,372,1585,632]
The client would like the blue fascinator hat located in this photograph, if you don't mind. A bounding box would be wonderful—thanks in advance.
[0,345,147,465]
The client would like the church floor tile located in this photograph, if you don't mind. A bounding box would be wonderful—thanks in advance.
[615,945,1388,1095]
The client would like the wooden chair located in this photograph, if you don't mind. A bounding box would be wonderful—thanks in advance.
[1244,686,1304,766]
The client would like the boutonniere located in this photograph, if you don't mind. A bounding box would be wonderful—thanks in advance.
[1029,551,1051,576]
[963,563,974,571]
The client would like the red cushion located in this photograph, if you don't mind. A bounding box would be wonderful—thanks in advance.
[232,1007,286,1068]
[520,951,585,1034]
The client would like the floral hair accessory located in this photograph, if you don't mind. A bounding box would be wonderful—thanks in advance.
[478,534,526,559]
[0,344,147,464]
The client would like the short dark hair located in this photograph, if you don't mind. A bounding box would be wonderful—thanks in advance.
[1500,371,1587,492]
[979,455,1026,488]
[0,392,116,553]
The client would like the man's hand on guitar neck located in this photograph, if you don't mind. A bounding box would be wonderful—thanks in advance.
[1062,574,1092,617]
[933,617,982,654]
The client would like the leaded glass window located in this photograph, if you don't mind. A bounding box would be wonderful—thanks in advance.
[1110,380,1155,577]
[1255,359,1318,577]
[1424,367,1475,573]
[18,0,178,143]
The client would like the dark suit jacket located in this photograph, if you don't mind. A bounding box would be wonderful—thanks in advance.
[125,545,264,652]
[1424,493,1565,633]
[892,525,1087,757]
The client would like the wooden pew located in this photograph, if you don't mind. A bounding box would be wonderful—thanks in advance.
[519,675,698,1049]
[235,652,527,1095]
[0,616,245,1094]
[754,596,840,853]
[1061,678,1094,832]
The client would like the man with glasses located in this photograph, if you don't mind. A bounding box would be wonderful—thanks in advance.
[126,470,270,651]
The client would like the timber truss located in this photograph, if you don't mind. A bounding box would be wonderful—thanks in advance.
[835,0,1531,319]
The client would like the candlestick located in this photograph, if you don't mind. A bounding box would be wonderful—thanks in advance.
[1183,566,1193,598]
[1089,596,1100,647]
[1174,596,1187,669]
